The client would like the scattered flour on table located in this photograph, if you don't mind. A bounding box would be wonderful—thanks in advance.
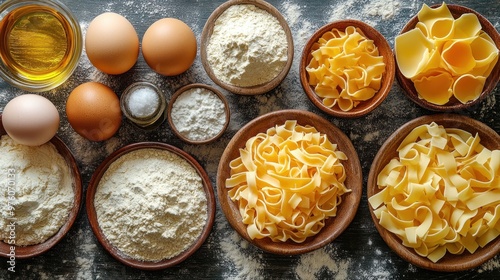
[478,256,500,273]
[104,137,122,155]
[281,1,302,27]
[76,257,93,280]
[364,0,401,20]
[74,228,97,280]
[295,247,350,280]
[363,130,380,142]
[329,0,400,26]
[217,219,264,280]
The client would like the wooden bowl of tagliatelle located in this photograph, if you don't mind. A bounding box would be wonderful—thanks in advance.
[368,114,500,272]
[300,19,395,118]
[217,109,362,255]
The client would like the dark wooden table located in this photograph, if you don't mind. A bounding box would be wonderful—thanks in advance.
[1,0,499,279]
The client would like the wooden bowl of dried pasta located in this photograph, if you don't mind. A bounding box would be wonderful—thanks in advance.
[217,109,362,255]
[200,0,294,95]
[0,114,82,259]
[395,4,500,112]
[368,114,500,271]
[300,19,395,118]
[86,142,216,270]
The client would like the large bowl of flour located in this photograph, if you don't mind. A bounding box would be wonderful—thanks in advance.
[86,142,216,270]
[0,114,82,259]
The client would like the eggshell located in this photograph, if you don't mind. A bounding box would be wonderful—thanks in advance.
[1,94,60,146]
[85,12,139,75]
[66,82,122,141]
[142,18,197,76]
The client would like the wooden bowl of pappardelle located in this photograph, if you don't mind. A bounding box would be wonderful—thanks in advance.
[367,114,500,272]
[217,109,362,255]
[300,20,395,118]
[0,114,82,259]
[86,142,215,270]
[200,0,293,95]
[396,4,500,112]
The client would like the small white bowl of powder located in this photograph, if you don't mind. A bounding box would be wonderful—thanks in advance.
[168,83,230,144]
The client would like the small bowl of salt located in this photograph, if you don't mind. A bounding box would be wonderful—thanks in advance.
[168,83,230,144]
[120,82,167,130]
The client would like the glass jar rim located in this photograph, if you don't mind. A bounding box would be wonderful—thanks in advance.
[0,0,83,92]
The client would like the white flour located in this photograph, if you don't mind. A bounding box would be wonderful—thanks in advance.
[94,148,208,261]
[329,0,400,27]
[170,87,226,141]
[295,247,350,280]
[207,4,288,87]
[0,135,74,245]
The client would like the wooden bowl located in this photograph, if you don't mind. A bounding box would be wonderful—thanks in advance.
[167,83,230,144]
[367,114,500,271]
[86,142,216,270]
[396,4,500,112]
[200,0,294,95]
[0,114,82,259]
[300,20,395,118]
[217,109,362,255]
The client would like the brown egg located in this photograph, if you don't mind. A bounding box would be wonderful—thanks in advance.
[85,12,139,75]
[142,18,197,76]
[66,82,122,141]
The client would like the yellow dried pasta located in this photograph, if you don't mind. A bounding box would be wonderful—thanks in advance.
[369,122,500,262]
[395,3,499,105]
[226,120,350,243]
[306,26,386,111]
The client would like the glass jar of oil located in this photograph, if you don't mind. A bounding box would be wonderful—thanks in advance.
[0,0,82,92]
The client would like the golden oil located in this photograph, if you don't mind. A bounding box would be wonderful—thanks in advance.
[0,0,82,91]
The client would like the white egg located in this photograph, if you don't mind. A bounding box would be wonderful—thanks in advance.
[1,94,60,146]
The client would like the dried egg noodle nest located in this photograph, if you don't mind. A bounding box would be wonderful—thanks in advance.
[369,122,500,263]
[306,26,386,112]
[395,3,499,105]
[226,120,350,243]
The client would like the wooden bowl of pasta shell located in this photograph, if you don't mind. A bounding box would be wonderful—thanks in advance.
[396,4,500,112]
[368,114,500,271]
[300,20,395,118]
[200,0,294,95]
[217,109,362,255]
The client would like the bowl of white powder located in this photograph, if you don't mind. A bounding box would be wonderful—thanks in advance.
[168,83,230,144]
[200,0,294,95]
[0,114,82,259]
[86,142,216,270]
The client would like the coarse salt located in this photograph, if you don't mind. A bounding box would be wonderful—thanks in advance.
[126,86,160,118]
